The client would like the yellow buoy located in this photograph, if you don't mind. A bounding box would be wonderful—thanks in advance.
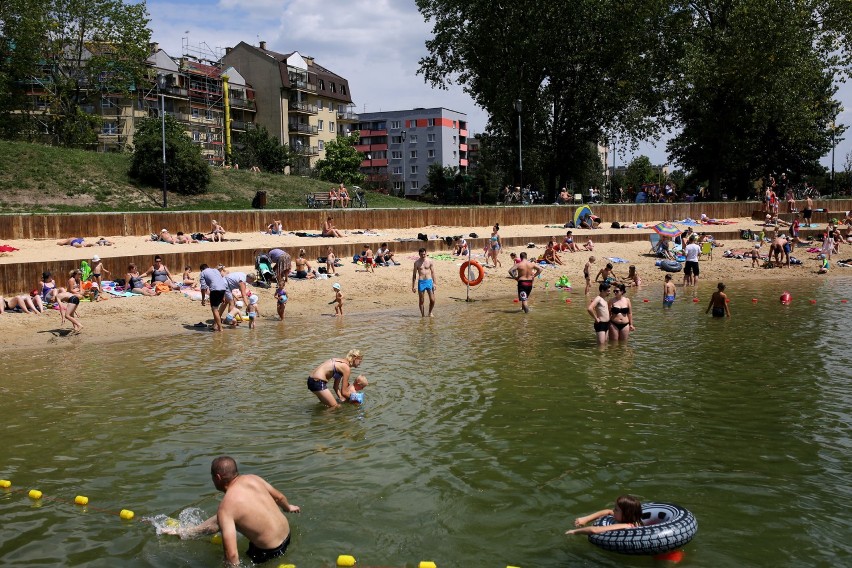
[277,565,296,568]
[336,554,356,567]
[165,517,180,528]
[211,534,223,545]
[119,509,134,520]
[0,480,11,488]
[74,495,89,505]
[28,489,43,500]
[419,562,437,568]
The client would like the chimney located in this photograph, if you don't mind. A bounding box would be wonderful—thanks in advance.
[149,42,159,53]
[225,46,232,55]
[259,41,267,50]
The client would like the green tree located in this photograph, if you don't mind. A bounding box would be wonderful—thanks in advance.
[425,163,455,203]
[416,0,678,199]
[313,131,365,186]
[232,125,291,173]
[0,0,151,146]
[129,115,210,196]
[667,0,852,199]
[625,155,656,191]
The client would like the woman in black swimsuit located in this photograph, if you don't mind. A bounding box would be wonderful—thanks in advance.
[608,283,635,342]
[307,350,364,408]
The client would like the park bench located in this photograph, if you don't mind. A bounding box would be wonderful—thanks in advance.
[306,192,333,208]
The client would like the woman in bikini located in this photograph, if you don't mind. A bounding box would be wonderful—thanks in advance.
[487,223,502,268]
[38,271,64,303]
[608,283,635,342]
[307,350,364,407]
[125,264,157,296]
[67,269,84,298]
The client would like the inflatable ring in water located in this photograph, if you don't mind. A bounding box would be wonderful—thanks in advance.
[459,260,484,286]
[656,260,683,273]
[588,502,697,555]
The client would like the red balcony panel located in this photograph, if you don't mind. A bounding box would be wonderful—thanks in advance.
[370,144,388,152]
[459,144,468,152]
[355,144,370,152]
[360,129,387,137]
[460,159,468,167]
[460,129,468,137]
[371,159,388,167]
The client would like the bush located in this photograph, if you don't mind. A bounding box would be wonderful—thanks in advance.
[129,116,210,195]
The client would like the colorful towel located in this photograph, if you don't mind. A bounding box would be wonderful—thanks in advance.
[606,257,630,264]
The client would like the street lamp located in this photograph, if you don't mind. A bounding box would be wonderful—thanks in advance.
[514,99,523,189]
[401,129,406,197]
[156,73,168,208]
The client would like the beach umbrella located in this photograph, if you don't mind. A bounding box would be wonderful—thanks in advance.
[652,222,682,238]
[574,205,593,227]
[0,245,19,252]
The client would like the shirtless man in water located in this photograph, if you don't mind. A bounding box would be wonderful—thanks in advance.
[508,251,542,313]
[165,456,300,566]
[412,247,436,317]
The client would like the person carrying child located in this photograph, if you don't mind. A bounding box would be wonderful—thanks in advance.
[565,495,644,535]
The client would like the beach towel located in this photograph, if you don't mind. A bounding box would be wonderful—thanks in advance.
[676,219,699,226]
[606,257,630,264]
[0,244,19,252]
[107,289,136,297]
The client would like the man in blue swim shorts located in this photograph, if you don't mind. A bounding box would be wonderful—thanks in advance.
[162,456,300,565]
[412,247,436,317]
[663,274,676,307]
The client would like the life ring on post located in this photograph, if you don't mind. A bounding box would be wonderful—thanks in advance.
[459,260,484,286]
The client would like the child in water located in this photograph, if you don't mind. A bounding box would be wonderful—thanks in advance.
[330,282,344,316]
[247,294,258,329]
[341,374,369,404]
[275,281,288,321]
[565,495,644,535]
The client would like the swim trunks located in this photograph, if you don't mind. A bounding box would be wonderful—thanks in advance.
[307,377,327,392]
[349,392,364,404]
[517,280,533,301]
[418,279,434,293]
[663,295,675,307]
[684,261,699,276]
[67,296,80,305]
[712,306,725,318]
[593,321,610,333]
[208,290,226,308]
[246,535,291,564]
[248,312,256,320]
[295,270,308,279]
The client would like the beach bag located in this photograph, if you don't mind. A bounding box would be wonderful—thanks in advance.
[740,229,752,240]
[611,222,621,229]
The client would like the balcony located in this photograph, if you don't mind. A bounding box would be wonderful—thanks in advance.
[361,158,388,168]
[230,120,254,131]
[337,110,359,122]
[290,79,317,93]
[288,101,318,115]
[360,129,387,137]
[229,97,255,110]
[288,123,318,135]
[292,145,319,156]
[459,129,468,137]
[459,143,468,152]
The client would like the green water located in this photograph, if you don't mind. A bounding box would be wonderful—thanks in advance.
[1,278,851,567]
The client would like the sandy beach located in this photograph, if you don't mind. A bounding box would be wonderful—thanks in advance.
[1,216,848,350]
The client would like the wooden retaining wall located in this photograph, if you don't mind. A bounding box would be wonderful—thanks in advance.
[6,200,851,241]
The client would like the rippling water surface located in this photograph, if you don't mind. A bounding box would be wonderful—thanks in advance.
[1,277,851,567]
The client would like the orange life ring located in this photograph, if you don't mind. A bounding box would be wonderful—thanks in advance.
[459,260,484,286]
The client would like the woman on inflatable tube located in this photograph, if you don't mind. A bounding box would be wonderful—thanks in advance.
[566,495,697,555]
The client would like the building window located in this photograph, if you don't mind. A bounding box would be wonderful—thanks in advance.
[391,120,400,129]
[391,151,401,160]
[329,121,335,132]
[428,149,435,158]
[410,150,417,159]
[427,133,435,142]
[206,110,213,120]
[318,119,323,131]
[392,166,402,174]
[318,79,325,90]
[102,121,117,135]
[428,118,435,126]
[452,120,457,128]
[410,180,419,189]
[330,82,336,93]
[393,181,403,192]
[410,165,418,174]
[191,108,199,118]
[409,134,417,143]
[453,150,457,159]
[318,140,324,150]
[192,131,200,141]
[391,136,402,144]
[316,99,322,111]
[452,135,457,144]
[341,85,346,95]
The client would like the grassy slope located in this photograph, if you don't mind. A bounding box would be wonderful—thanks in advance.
[0,140,427,212]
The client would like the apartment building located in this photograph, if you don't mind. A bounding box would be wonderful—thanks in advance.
[144,45,257,165]
[221,41,358,167]
[356,108,468,196]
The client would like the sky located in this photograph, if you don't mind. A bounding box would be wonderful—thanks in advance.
[146,0,852,173]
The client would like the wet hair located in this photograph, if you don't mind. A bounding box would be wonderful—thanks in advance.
[520,251,527,260]
[599,283,611,293]
[345,349,363,366]
[717,282,726,291]
[615,283,627,293]
[628,265,636,276]
[606,263,613,270]
[211,456,238,481]
[616,495,643,525]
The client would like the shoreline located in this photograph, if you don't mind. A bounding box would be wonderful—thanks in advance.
[2,217,850,351]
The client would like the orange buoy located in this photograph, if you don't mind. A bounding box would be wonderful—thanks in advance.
[643,299,649,303]
[692,297,699,303]
[459,260,484,286]
[842,299,848,303]
[752,298,758,303]
[810,299,817,304]
[780,292,792,304]
[565,298,571,303]
[655,549,684,563]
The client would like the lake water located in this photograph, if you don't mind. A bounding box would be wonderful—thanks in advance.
[1,277,851,567]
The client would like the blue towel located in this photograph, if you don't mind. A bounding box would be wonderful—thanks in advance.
[606,257,630,264]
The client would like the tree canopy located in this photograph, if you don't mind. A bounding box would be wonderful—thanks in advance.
[313,132,365,187]
[232,125,292,173]
[0,0,151,146]
[129,115,210,196]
